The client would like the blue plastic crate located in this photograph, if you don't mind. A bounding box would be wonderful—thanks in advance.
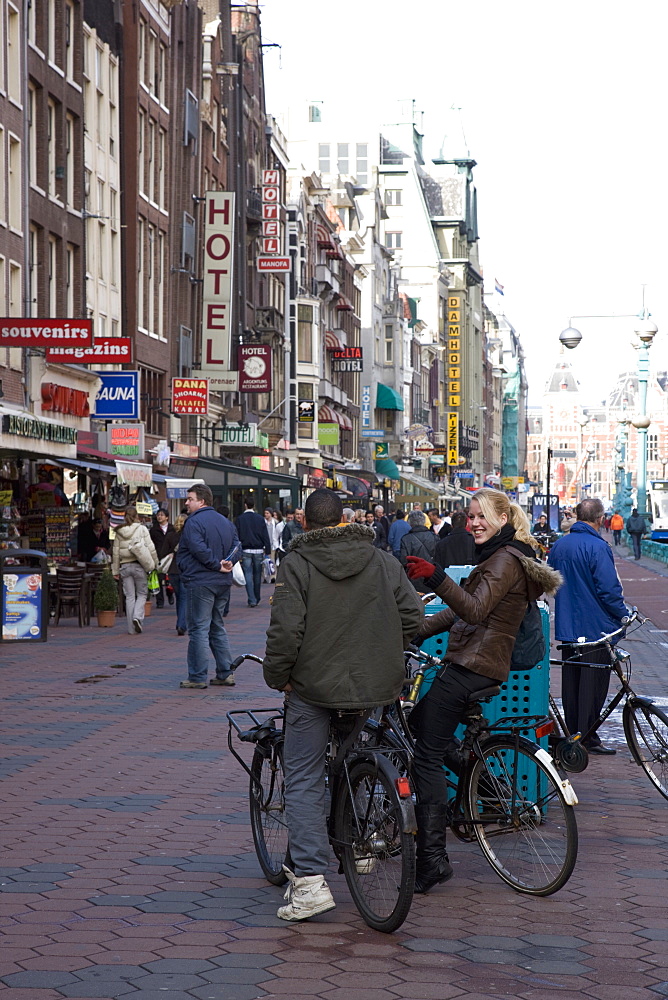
[417,594,551,802]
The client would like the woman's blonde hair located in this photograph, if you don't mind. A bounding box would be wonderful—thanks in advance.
[174,514,187,532]
[472,488,538,550]
[124,505,139,527]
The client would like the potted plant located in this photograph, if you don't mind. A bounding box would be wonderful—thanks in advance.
[94,568,118,627]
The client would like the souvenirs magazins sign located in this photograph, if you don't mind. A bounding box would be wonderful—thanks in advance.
[0,319,92,347]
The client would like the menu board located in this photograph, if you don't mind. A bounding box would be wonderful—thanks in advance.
[44,507,71,562]
[21,512,46,551]
[2,571,44,640]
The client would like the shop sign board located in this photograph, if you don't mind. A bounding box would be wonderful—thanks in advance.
[107,423,145,459]
[45,337,132,363]
[218,424,269,449]
[115,460,152,487]
[1,571,46,641]
[171,442,199,459]
[318,423,339,447]
[298,400,315,422]
[172,377,209,415]
[374,443,389,459]
[257,256,290,272]
[0,318,92,347]
[238,345,272,392]
[201,191,235,373]
[93,371,140,419]
[447,411,459,467]
[447,294,461,417]
[362,385,371,430]
[332,346,363,373]
[40,382,91,418]
[361,428,384,437]
[2,413,77,444]
[191,370,239,392]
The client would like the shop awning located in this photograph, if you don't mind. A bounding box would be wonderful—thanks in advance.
[376,384,404,411]
[336,295,354,311]
[115,461,153,488]
[165,476,205,499]
[318,405,352,430]
[62,456,117,475]
[324,330,345,351]
[375,458,401,481]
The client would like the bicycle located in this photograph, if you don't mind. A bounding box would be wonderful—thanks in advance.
[226,653,417,933]
[362,647,579,896]
[548,608,668,801]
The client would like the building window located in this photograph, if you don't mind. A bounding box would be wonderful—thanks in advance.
[337,142,349,174]
[47,99,57,197]
[384,324,393,365]
[65,114,74,206]
[318,143,330,173]
[297,304,313,363]
[65,1,74,78]
[356,143,368,184]
[27,0,36,46]
[48,236,57,315]
[28,227,37,308]
[385,189,402,206]
[7,3,21,104]
[9,261,21,316]
[47,0,56,64]
[648,433,659,463]
[158,43,166,104]
[308,103,322,122]
[138,20,146,85]
[66,244,74,315]
[8,134,21,231]
[0,129,4,224]
[140,367,166,436]
[386,231,402,249]
[137,218,145,329]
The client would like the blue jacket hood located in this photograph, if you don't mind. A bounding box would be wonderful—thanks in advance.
[548,521,627,642]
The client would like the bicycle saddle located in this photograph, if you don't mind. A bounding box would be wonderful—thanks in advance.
[465,685,501,704]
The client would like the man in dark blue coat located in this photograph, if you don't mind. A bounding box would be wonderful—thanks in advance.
[177,484,240,689]
[548,497,627,754]
[235,497,271,607]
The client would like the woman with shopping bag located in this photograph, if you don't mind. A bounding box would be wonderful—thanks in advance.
[112,506,159,635]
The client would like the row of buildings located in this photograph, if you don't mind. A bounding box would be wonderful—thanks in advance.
[0,0,529,521]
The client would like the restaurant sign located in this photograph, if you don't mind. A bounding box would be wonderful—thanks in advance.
[107,424,145,459]
[172,378,209,415]
[2,414,77,444]
[218,424,269,450]
[238,345,271,392]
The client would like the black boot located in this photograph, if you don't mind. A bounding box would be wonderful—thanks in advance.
[414,804,453,894]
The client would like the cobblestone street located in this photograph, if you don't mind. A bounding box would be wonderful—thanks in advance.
[1,550,667,1000]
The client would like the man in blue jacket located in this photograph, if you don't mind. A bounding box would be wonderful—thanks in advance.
[235,497,271,607]
[548,497,627,754]
[177,484,240,689]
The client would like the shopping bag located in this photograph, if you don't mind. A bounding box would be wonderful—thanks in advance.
[232,561,246,587]
[147,569,160,593]
[262,557,275,583]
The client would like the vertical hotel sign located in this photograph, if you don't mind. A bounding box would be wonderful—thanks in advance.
[201,192,235,373]
[447,294,461,468]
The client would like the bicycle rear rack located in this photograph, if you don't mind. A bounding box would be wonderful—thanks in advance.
[226,708,284,779]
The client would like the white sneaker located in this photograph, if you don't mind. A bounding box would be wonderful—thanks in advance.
[276,867,336,921]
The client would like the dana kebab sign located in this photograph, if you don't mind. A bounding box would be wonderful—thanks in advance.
[172,378,209,415]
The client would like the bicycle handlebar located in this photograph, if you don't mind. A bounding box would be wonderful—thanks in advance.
[230,653,264,671]
[555,607,645,651]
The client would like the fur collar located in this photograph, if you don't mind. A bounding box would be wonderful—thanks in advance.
[288,522,374,551]
[511,550,563,596]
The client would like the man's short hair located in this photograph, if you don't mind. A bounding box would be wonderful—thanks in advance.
[341,507,355,522]
[304,488,342,528]
[451,511,467,530]
[408,510,426,529]
[576,497,604,524]
[395,509,406,520]
[188,484,213,506]
[244,496,255,509]
[426,508,439,516]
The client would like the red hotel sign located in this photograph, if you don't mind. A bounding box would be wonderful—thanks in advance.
[46,337,132,363]
[172,377,209,415]
[238,345,271,393]
[0,319,93,347]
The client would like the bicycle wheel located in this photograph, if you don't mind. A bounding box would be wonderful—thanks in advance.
[335,758,415,933]
[468,737,578,896]
[249,740,289,886]
[623,701,668,801]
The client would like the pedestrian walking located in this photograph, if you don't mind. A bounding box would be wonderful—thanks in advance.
[177,484,240,689]
[370,507,389,549]
[149,509,178,608]
[168,514,188,636]
[610,510,624,546]
[273,511,286,569]
[399,510,439,590]
[263,488,423,921]
[626,508,646,560]
[388,508,411,557]
[560,508,577,534]
[426,508,451,539]
[112,506,159,635]
[405,488,561,893]
[548,498,628,754]
[434,510,475,568]
[235,498,271,607]
[281,507,305,547]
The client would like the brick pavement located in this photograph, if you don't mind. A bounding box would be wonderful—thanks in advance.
[1,571,668,1000]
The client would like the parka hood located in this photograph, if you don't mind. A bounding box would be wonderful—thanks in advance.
[515,551,563,597]
[288,522,377,581]
[114,521,144,540]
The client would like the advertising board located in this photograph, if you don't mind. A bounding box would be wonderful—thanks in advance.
[200,191,235,373]
[0,319,92,347]
[93,372,140,419]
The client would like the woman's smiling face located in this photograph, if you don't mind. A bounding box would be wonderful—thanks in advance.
[468,498,507,545]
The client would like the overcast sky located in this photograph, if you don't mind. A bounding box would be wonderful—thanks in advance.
[260,0,668,406]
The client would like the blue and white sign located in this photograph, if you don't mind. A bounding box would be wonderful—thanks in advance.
[93,371,140,419]
[362,385,371,430]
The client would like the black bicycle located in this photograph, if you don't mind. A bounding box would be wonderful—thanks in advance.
[226,654,417,933]
[549,608,668,800]
[362,648,579,896]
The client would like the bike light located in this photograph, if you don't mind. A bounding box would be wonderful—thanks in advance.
[395,777,412,798]
[535,720,554,739]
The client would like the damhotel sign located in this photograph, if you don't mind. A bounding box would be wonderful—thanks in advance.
[199,191,235,374]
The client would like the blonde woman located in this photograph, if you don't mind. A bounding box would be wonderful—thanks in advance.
[405,488,562,894]
[112,506,159,635]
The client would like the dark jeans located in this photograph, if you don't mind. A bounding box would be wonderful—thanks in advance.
[241,551,263,605]
[561,644,612,745]
[170,574,188,632]
[613,530,621,546]
[410,663,499,805]
[629,532,642,559]
[185,582,233,684]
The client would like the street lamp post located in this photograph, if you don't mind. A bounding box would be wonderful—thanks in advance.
[559,309,658,522]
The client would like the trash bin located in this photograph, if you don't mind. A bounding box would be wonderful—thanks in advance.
[0,550,49,643]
